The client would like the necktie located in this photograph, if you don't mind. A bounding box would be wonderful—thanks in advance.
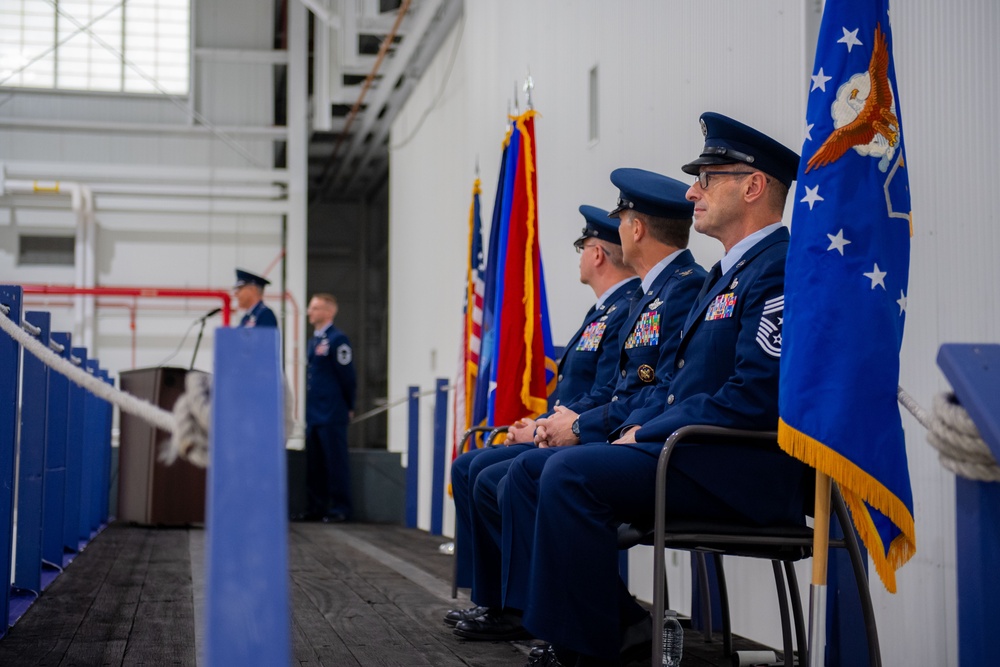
[697,262,723,301]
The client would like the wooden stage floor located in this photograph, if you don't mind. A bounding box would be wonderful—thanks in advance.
[0,522,780,666]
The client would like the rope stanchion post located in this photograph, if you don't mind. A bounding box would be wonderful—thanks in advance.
[63,347,88,555]
[935,343,1000,666]
[96,369,114,526]
[430,378,448,536]
[80,359,104,540]
[42,331,72,568]
[205,327,290,667]
[0,285,24,637]
[14,311,52,597]
[406,385,420,529]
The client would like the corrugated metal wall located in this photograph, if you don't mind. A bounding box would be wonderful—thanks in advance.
[388,1,1000,663]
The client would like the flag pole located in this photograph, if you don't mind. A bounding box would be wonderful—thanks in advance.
[808,471,832,667]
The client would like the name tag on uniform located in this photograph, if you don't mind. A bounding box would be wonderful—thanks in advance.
[576,321,607,352]
[624,311,660,349]
[705,293,737,321]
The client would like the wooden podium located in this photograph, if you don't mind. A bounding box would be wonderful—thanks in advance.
[118,367,206,525]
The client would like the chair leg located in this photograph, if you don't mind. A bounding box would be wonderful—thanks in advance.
[662,555,670,612]
[695,552,713,642]
[832,487,882,667]
[771,561,794,667]
[712,553,732,657]
[451,543,459,599]
[784,561,807,666]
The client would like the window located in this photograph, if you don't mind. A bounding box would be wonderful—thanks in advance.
[19,235,76,266]
[0,0,190,95]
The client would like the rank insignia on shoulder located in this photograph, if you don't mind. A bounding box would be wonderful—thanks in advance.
[648,298,663,310]
[637,364,655,383]
[337,343,353,365]
[730,278,739,289]
[705,292,738,321]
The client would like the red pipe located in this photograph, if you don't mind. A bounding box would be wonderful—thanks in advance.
[21,284,233,325]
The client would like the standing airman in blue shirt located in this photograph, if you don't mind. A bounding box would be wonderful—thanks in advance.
[302,293,356,523]
[503,113,812,667]
[233,269,278,328]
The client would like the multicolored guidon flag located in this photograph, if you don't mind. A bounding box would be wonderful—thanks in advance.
[486,110,556,425]
[779,0,915,592]
[452,177,486,460]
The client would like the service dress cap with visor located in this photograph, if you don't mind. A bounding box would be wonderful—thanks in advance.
[681,112,801,188]
[575,205,621,250]
[234,269,270,289]
[608,168,694,220]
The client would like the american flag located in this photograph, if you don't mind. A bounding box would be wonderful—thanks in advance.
[452,177,485,459]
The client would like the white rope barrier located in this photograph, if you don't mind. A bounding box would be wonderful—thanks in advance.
[350,384,451,424]
[0,306,177,434]
[898,386,1000,482]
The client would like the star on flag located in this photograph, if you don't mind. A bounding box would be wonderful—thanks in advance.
[863,263,887,290]
[800,185,824,210]
[838,27,863,52]
[827,229,851,255]
[811,68,832,92]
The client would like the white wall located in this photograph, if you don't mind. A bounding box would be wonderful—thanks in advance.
[0,0,305,419]
[388,1,1000,664]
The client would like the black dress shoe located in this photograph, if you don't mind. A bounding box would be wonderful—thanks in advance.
[321,513,348,523]
[453,610,531,640]
[525,645,564,666]
[443,605,490,627]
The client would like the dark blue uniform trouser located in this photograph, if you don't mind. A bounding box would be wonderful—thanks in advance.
[502,442,811,661]
[305,421,351,517]
[451,444,531,591]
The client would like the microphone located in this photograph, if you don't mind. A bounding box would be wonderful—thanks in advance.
[198,307,222,321]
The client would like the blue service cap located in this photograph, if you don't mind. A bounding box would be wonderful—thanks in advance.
[574,205,621,249]
[608,168,695,219]
[234,268,270,289]
[681,112,800,188]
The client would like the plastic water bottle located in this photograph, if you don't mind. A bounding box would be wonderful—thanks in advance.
[662,609,684,666]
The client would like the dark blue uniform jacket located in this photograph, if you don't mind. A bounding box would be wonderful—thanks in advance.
[306,324,356,425]
[573,250,706,442]
[624,227,791,447]
[546,278,639,413]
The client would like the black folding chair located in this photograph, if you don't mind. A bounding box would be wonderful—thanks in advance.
[618,425,880,667]
[450,424,510,599]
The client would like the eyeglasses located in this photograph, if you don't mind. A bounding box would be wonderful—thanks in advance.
[696,170,756,189]
[575,242,601,254]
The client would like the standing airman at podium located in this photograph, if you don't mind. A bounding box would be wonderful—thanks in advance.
[233,269,277,328]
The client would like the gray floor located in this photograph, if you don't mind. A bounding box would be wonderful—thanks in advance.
[0,522,778,666]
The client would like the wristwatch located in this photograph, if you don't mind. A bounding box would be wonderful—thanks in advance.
[571,418,580,437]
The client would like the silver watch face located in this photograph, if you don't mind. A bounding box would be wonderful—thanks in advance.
[572,419,580,435]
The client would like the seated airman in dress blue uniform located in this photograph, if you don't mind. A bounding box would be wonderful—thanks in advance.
[233,269,278,328]
[502,113,813,667]
[451,172,707,643]
[447,205,639,633]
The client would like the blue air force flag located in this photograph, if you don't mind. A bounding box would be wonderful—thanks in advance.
[778,0,915,593]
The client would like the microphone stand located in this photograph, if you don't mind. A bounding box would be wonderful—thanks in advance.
[190,309,221,370]
[190,316,209,371]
